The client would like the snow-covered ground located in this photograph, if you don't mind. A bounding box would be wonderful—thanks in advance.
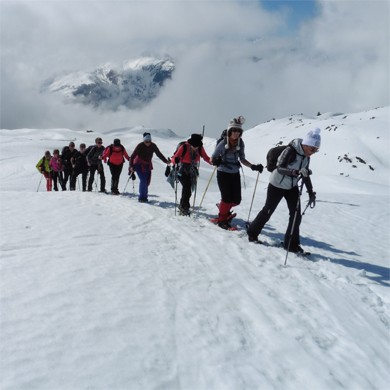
[1,107,389,389]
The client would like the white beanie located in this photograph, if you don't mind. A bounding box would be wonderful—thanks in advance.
[302,128,321,148]
[227,115,246,131]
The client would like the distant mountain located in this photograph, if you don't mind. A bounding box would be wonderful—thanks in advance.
[42,57,175,111]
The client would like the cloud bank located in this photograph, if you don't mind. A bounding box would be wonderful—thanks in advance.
[1,0,389,137]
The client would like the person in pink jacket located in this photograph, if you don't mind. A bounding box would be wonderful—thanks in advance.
[102,138,130,195]
[49,149,64,191]
[171,133,212,215]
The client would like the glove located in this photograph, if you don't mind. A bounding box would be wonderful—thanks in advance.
[308,191,316,208]
[212,156,222,167]
[298,168,311,177]
[174,157,180,164]
[251,164,264,173]
[165,165,171,177]
[131,173,136,181]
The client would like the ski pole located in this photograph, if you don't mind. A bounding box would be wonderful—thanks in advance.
[174,166,178,216]
[191,125,205,213]
[284,178,304,266]
[37,174,43,192]
[123,176,131,193]
[247,171,260,223]
[199,166,217,208]
[192,176,198,212]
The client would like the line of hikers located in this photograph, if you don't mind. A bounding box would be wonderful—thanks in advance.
[36,116,321,253]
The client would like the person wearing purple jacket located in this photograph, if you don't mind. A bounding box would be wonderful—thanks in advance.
[129,132,170,202]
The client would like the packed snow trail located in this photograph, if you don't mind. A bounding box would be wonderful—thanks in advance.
[1,190,388,389]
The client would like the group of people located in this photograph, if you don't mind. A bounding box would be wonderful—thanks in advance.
[36,116,321,253]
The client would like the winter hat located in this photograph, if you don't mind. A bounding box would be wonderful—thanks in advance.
[302,128,321,149]
[113,138,121,146]
[188,133,203,148]
[227,115,245,135]
[143,132,152,142]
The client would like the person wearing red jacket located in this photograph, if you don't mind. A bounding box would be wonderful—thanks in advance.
[102,138,130,195]
[171,133,212,216]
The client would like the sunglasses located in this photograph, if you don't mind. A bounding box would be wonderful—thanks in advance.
[308,146,318,153]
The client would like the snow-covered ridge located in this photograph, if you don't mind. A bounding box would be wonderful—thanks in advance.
[0,106,389,389]
[42,57,175,110]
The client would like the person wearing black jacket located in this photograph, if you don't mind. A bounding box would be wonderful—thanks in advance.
[246,128,320,253]
[70,143,89,191]
[61,141,78,190]
[86,137,106,192]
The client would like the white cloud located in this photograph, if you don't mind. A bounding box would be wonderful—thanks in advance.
[1,0,389,136]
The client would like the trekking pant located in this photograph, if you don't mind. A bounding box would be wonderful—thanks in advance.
[216,171,241,220]
[52,171,64,191]
[70,167,88,191]
[88,164,106,191]
[135,166,151,201]
[43,172,52,191]
[178,172,192,211]
[109,163,123,193]
[217,170,242,205]
[247,184,301,248]
[62,166,73,190]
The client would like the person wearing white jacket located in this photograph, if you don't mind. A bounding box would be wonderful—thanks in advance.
[246,128,321,253]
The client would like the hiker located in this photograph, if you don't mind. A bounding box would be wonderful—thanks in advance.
[246,128,320,253]
[129,132,170,202]
[211,116,263,229]
[36,150,53,191]
[70,143,89,191]
[50,149,64,191]
[171,133,212,215]
[102,138,130,195]
[61,141,78,190]
[86,137,106,192]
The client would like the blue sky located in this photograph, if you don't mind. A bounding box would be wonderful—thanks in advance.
[261,0,320,30]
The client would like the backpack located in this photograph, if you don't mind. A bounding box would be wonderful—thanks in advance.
[108,144,125,164]
[216,129,227,146]
[266,144,289,172]
[173,141,187,159]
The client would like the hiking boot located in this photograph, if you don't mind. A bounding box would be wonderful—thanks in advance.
[138,197,148,203]
[286,244,305,253]
[178,205,190,216]
[218,220,232,230]
[248,235,260,243]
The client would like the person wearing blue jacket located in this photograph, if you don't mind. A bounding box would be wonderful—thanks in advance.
[211,116,263,229]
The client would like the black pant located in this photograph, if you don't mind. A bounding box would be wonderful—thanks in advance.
[217,170,241,205]
[62,166,73,190]
[178,173,193,211]
[70,167,88,191]
[109,163,123,193]
[88,164,106,191]
[247,184,302,248]
[52,171,64,191]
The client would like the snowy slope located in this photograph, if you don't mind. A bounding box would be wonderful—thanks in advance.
[0,107,389,389]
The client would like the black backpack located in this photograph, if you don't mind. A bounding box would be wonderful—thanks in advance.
[173,141,187,158]
[266,144,290,172]
[216,129,227,146]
